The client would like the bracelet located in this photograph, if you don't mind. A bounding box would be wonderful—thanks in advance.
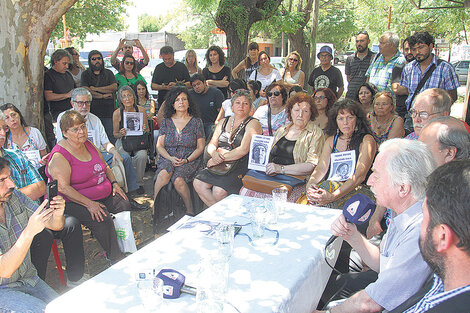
[185,158,190,164]
[111,181,118,185]
[281,166,285,175]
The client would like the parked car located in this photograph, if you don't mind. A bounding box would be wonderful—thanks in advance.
[270,56,285,70]
[337,51,355,64]
[452,60,470,85]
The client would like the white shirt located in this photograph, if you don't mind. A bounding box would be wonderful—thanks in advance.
[249,68,281,91]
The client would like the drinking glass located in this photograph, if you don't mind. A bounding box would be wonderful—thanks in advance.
[216,223,235,259]
[272,187,288,214]
[137,277,164,310]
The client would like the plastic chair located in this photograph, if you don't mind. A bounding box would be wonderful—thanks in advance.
[51,239,66,286]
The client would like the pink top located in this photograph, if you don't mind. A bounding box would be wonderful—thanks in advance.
[46,140,112,201]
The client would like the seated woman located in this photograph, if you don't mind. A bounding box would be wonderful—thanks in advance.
[367,91,404,145]
[153,87,205,216]
[253,82,288,136]
[46,110,131,263]
[249,51,281,94]
[355,82,378,114]
[113,86,149,194]
[240,92,325,201]
[214,79,249,124]
[194,90,262,206]
[247,80,265,110]
[1,103,48,167]
[305,99,377,209]
[312,88,337,131]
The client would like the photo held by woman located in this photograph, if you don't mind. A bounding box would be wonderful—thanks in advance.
[240,92,325,202]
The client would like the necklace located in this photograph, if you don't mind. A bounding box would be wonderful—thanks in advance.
[228,116,248,145]
[376,116,393,130]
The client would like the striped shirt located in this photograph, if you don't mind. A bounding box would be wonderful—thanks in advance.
[345,50,375,99]
[404,275,470,312]
[401,55,460,110]
[366,51,405,94]
[0,190,40,288]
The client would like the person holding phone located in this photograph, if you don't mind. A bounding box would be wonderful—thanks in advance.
[110,38,149,73]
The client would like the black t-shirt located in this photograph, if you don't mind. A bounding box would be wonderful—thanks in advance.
[80,68,117,118]
[202,66,231,99]
[44,69,75,120]
[308,65,344,97]
[151,61,190,105]
[270,136,296,165]
[189,87,224,124]
[392,63,408,118]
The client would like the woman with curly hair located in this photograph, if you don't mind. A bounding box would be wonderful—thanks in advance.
[312,88,337,131]
[153,86,205,216]
[203,45,231,98]
[280,51,305,91]
[305,99,376,209]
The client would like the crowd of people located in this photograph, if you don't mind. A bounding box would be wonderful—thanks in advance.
[2,28,470,313]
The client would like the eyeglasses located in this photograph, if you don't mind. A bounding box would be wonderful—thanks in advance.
[410,109,443,119]
[267,91,281,97]
[288,58,299,62]
[68,123,87,134]
[125,61,134,65]
[314,96,327,101]
[73,100,91,107]
[91,57,102,61]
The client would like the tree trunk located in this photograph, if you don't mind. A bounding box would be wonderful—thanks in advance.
[215,0,282,70]
[0,0,77,128]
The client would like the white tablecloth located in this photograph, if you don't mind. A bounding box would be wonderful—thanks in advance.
[46,195,342,313]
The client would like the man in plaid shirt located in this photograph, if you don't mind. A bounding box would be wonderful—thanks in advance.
[365,32,405,93]
[0,157,66,312]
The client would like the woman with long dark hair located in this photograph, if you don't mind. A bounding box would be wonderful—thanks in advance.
[231,42,260,81]
[203,45,231,98]
[115,55,147,90]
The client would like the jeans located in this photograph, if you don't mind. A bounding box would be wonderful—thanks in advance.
[101,118,115,145]
[102,151,139,192]
[115,139,148,187]
[0,278,57,313]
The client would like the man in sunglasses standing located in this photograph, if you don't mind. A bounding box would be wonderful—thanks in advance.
[81,50,118,144]
[308,46,344,98]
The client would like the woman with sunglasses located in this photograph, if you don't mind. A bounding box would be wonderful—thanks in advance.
[65,47,85,87]
[280,51,305,91]
[367,91,404,145]
[249,51,281,95]
[115,55,147,90]
[253,82,288,136]
[312,88,337,131]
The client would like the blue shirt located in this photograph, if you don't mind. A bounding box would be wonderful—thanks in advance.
[365,200,432,311]
[366,51,405,94]
[1,148,43,189]
[401,55,460,110]
[404,275,470,312]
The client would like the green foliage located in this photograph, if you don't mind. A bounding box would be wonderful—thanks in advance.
[51,0,128,42]
[251,8,305,37]
[317,0,357,50]
[138,14,166,32]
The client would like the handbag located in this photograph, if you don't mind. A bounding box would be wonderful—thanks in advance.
[121,132,151,154]
[112,211,137,253]
[242,169,305,195]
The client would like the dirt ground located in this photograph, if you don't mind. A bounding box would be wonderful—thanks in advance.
[44,169,159,294]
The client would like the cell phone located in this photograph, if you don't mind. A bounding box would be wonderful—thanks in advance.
[46,180,58,208]
[125,40,135,46]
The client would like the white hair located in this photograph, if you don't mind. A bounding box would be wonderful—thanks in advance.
[379,138,437,200]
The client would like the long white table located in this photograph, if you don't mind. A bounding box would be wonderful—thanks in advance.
[46,195,342,313]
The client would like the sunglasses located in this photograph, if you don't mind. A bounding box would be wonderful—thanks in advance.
[267,91,281,97]
[125,61,134,65]
[91,57,102,61]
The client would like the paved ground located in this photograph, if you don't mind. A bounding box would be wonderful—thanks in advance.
[44,169,158,294]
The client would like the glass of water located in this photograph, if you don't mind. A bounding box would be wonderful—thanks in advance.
[215,223,235,259]
[272,187,288,214]
[250,206,267,238]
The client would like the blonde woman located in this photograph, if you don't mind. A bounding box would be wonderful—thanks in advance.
[184,49,202,77]
[367,91,404,145]
[280,51,305,90]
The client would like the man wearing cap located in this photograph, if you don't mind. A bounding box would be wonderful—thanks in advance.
[308,46,344,98]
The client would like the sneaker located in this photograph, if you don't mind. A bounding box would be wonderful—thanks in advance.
[67,273,91,288]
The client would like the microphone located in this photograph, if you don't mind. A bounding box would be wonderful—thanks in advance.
[325,193,376,247]
[156,269,197,299]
